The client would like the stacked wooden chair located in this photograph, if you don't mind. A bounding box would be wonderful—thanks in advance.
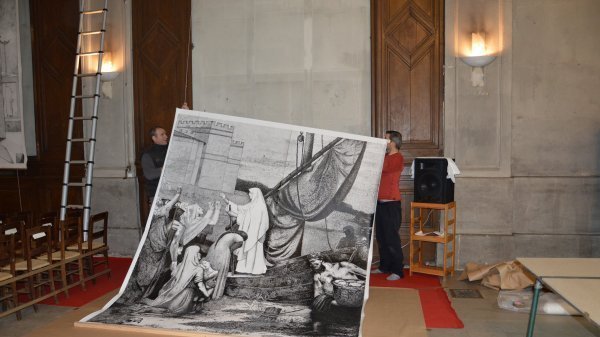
[0,234,21,320]
[0,210,111,319]
[68,212,111,283]
[48,214,87,297]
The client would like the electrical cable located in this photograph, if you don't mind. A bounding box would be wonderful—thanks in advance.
[182,7,192,107]
[16,170,23,211]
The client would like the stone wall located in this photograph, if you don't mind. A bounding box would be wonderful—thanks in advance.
[445,0,600,265]
[190,0,371,135]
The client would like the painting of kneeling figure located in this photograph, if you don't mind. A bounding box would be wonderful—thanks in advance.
[80,109,386,337]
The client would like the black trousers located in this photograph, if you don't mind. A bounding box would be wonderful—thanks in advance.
[375,201,404,276]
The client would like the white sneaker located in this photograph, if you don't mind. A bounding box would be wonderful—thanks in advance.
[386,273,402,281]
[371,268,384,274]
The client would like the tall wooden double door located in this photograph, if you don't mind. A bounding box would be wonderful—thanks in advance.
[372,0,445,261]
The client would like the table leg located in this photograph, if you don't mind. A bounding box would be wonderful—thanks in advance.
[525,279,543,337]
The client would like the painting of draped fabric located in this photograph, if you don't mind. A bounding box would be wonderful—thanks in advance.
[0,0,27,169]
[80,109,386,337]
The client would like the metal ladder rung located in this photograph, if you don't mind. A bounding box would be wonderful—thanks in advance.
[75,72,100,77]
[71,116,94,121]
[64,205,85,210]
[73,95,99,99]
[69,160,88,165]
[81,9,107,15]
[69,138,92,143]
[79,30,104,36]
[78,51,103,57]
[65,182,86,187]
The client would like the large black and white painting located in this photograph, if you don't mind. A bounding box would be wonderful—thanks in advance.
[81,109,386,337]
[0,0,27,169]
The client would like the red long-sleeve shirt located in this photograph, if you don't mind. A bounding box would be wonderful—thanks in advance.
[378,152,404,201]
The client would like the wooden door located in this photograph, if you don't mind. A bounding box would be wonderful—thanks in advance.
[372,0,444,157]
[132,0,192,219]
[0,0,81,215]
[372,0,444,264]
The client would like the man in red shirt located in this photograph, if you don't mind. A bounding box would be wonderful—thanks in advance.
[373,131,405,280]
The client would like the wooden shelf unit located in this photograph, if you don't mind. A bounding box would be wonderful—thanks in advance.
[409,201,456,277]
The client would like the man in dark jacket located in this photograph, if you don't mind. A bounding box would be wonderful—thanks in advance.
[142,127,169,208]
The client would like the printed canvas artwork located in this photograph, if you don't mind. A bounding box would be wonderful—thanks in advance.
[0,0,27,169]
[81,109,386,337]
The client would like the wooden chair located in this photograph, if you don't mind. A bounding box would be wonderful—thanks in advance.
[22,226,58,305]
[0,234,21,320]
[68,212,110,283]
[0,213,8,225]
[0,218,30,310]
[52,217,86,296]
[39,212,68,297]
[1,218,26,262]
[40,211,90,294]
[9,211,34,229]
[38,211,59,225]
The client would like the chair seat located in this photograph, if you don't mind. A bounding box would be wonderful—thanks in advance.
[0,272,13,281]
[50,250,81,261]
[67,240,105,251]
[3,259,51,271]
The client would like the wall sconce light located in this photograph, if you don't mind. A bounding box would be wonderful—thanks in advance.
[460,32,496,87]
[100,52,119,98]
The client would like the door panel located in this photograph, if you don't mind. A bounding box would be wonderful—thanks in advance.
[132,0,192,219]
[372,0,444,264]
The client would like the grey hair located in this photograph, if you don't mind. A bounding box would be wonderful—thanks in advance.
[385,130,402,149]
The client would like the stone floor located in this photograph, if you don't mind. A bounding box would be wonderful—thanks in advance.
[0,305,74,337]
[1,274,599,337]
[430,276,600,337]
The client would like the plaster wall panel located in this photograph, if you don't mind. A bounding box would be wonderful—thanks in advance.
[91,178,140,256]
[455,177,513,235]
[444,0,512,177]
[191,0,371,134]
[455,234,514,267]
[511,0,600,176]
[455,59,502,169]
[253,80,304,125]
[311,0,370,73]
[513,234,597,258]
[253,0,304,74]
[311,79,366,134]
[513,177,600,235]
[193,0,249,77]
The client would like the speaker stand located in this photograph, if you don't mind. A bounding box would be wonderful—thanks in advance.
[409,201,457,278]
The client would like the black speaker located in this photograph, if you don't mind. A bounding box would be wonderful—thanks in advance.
[414,158,454,204]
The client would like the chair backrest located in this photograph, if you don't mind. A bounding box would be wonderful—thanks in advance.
[1,218,26,260]
[89,212,109,249]
[60,216,83,253]
[0,234,16,275]
[24,226,53,268]
[66,209,84,220]
[39,212,60,251]
[12,211,34,228]
[39,211,59,224]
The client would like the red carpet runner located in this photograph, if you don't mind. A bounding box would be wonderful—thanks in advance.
[41,258,462,329]
[369,272,464,329]
[41,257,132,307]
